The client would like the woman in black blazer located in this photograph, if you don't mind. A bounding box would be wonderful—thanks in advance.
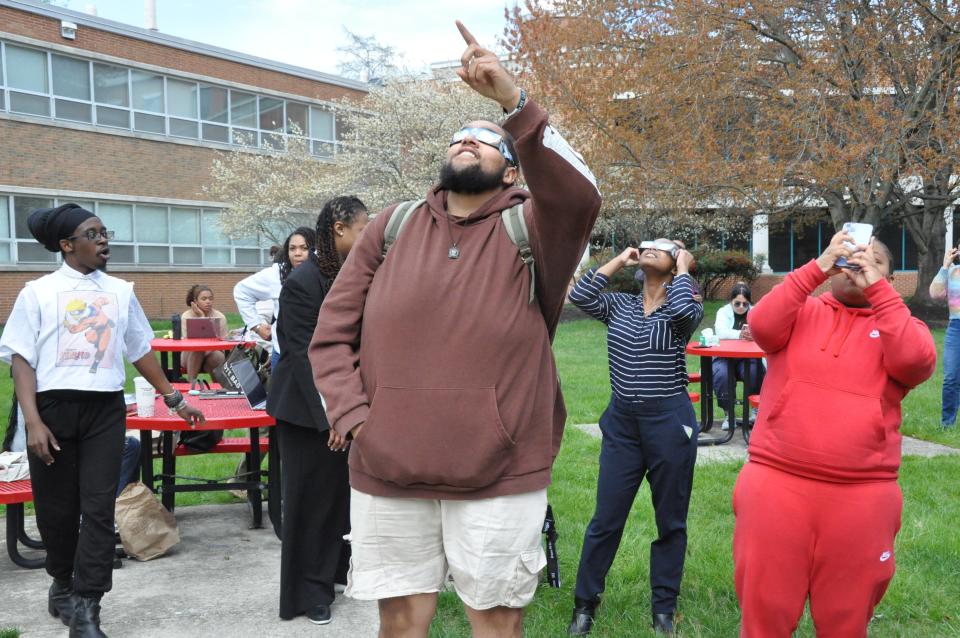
[267,196,369,625]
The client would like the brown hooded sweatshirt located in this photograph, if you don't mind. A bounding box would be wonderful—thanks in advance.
[308,99,602,499]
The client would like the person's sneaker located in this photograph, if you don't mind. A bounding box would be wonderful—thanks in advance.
[306,604,332,625]
[720,417,731,431]
[750,408,758,423]
[942,421,956,430]
[334,583,347,594]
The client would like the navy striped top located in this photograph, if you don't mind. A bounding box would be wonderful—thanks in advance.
[570,268,704,401]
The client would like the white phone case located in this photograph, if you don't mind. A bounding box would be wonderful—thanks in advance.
[837,222,873,268]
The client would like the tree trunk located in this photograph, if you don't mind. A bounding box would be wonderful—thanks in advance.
[905,206,948,326]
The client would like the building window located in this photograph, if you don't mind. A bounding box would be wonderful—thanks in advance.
[0,39,344,155]
[0,194,277,268]
[768,214,918,272]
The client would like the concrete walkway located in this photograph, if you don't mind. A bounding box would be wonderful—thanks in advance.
[0,503,379,637]
[573,423,960,464]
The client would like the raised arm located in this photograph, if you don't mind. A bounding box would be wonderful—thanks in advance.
[455,20,602,334]
[663,274,704,340]
[846,243,937,388]
[929,248,956,300]
[569,248,638,323]
[750,230,862,353]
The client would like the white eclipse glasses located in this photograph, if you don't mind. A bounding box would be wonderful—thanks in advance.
[449,127,518,166]
[639,240,680,259]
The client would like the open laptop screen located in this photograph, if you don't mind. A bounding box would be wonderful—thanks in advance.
[229,357,267,410]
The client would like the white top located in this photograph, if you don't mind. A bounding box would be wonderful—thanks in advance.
[714,302,751,340]
[0,263,154,392]
[233,263,281,354]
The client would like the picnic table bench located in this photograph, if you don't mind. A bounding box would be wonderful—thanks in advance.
[0,480,44,569]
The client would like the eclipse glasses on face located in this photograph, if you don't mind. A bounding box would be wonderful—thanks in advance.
[450,127,517,167]
[639,240,680,259]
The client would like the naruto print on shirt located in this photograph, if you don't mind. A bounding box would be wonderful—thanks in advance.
[58,291,118,373]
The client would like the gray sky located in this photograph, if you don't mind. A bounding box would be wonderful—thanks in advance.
[62,0,515,77]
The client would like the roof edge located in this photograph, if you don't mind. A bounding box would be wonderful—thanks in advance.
[1,0,369,93]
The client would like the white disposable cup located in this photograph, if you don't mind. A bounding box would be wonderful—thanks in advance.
[133,377,155,417]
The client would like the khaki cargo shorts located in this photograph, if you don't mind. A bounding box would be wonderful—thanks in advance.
[345,488,548,610]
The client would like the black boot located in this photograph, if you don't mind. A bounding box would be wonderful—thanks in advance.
[567,597,600,636]
[69,596,107,638]
[652,611,675,636]
[48,578,76,626]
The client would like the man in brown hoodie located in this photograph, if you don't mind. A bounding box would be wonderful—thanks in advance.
[309,21,602,638]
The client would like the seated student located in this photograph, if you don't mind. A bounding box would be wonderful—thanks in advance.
[180,284,228,388]
[713,282,765,429]
[733,234,936,637]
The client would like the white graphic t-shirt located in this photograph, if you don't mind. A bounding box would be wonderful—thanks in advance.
[0,264,154,392]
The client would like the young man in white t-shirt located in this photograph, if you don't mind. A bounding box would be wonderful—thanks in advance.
[0,204,204,638]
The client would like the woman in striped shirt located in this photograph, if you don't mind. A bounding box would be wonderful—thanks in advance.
[929,244,960,428]
[567,240,703,637]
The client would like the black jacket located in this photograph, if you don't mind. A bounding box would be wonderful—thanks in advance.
[266,259,331,430]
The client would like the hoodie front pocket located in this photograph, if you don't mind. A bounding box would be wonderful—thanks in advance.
[355,386,515,489]
[764,379,885,470]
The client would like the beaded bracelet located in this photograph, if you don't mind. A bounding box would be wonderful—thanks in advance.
[162,389,185,409]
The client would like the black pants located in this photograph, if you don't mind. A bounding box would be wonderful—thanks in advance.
[574,394,698,613]
[27,390,126,597]
[277,421,350,619]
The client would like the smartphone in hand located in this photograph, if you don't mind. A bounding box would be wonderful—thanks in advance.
[836,222,873,270]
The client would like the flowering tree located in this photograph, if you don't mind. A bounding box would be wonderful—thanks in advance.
[205,79,500,242]
[506,0,960,311]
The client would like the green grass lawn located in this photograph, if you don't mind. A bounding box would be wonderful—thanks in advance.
[1,305,958,637]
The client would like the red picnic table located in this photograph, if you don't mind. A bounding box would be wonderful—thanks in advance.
[686,340,766,446]
[128,394,279,531]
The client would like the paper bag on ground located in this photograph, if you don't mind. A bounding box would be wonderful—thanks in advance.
[115,481,179,561]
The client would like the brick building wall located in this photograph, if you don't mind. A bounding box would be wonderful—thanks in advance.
[0,120,218,199]
[0,268,261,323]
[715,271,919,301]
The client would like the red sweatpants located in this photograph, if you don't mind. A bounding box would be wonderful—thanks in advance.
[733,462,902,638]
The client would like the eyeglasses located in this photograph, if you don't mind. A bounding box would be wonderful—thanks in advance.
[67,229,114,241]
[732,301,749,308]
[639,240,679,258]
[450,127,518,166]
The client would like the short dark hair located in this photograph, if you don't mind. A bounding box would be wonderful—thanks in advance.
[873,239,895,275]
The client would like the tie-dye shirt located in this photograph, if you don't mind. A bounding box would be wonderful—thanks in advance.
[929,265,960,319]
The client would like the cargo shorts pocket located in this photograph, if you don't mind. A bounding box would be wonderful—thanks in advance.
[509,549,547,608]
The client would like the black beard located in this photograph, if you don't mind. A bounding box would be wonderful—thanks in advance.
[439,160,507,195]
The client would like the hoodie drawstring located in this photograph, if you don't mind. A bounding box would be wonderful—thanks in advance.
[820,306,844,352]
[819,305,859,357]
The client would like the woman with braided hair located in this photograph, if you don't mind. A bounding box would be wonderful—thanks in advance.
[267,196,369,625]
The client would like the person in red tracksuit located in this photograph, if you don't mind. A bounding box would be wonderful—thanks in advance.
[733,230,936,637]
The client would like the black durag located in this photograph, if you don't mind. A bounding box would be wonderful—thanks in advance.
[27,203,95,252]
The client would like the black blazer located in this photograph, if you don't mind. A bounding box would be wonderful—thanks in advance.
[265,259,331,430]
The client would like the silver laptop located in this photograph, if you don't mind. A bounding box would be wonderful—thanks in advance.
[229,357,267,410]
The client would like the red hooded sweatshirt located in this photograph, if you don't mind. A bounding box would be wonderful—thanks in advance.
[747,260,936,483]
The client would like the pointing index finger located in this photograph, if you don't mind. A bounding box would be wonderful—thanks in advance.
[456,20,478,46]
